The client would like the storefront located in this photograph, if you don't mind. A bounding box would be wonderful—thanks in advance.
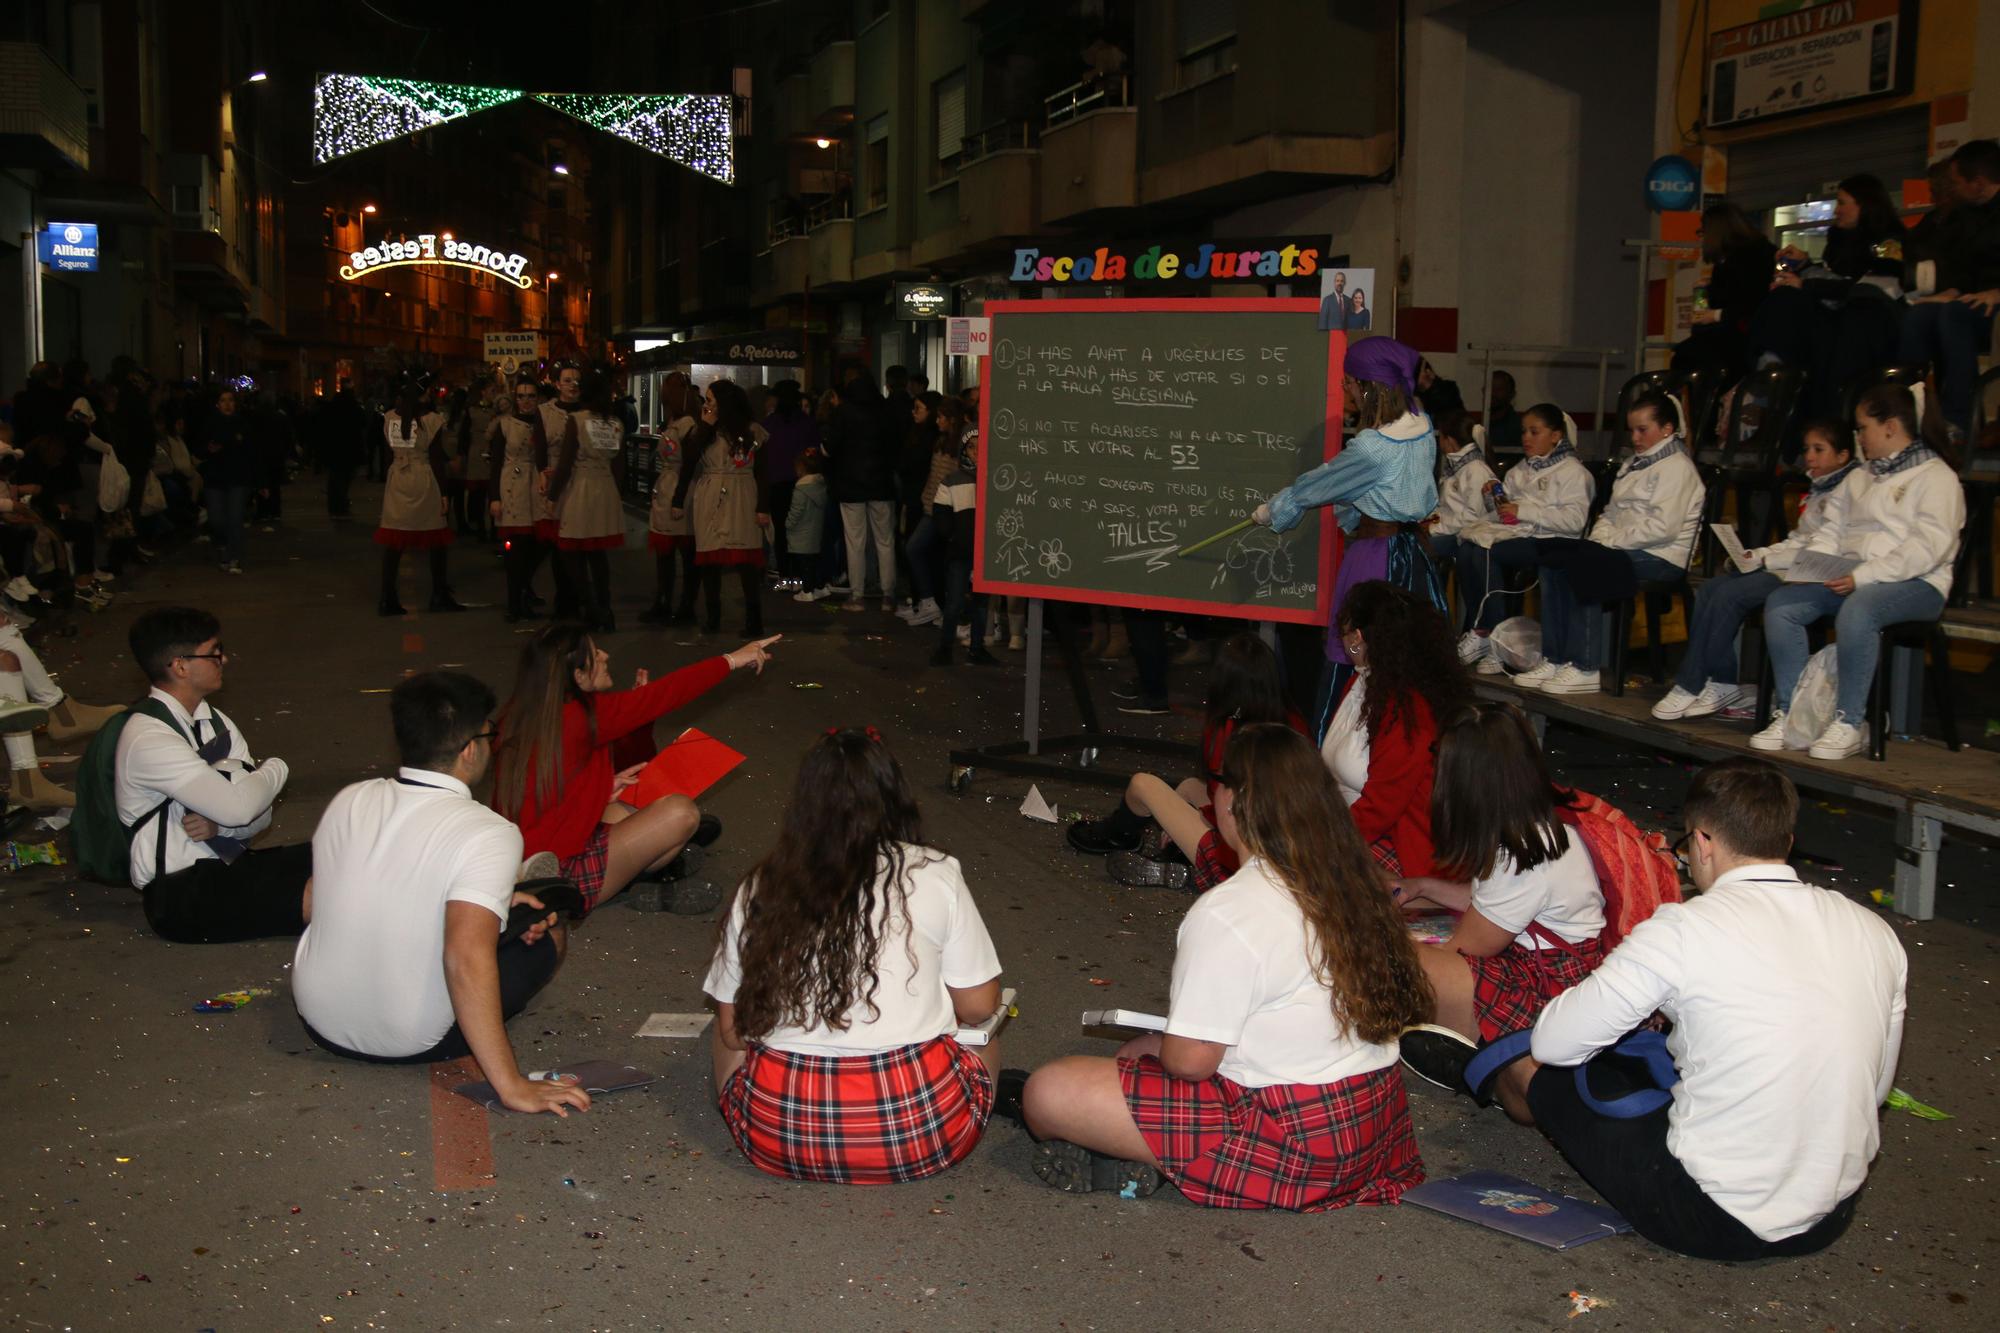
[626,328,807,432]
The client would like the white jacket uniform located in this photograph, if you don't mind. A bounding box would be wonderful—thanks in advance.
[1803,453,1963,598]
[1588,437,1705,569]
[1750,464,1857,574]
[1431,445,1498,538]
[1460,452,1594,546]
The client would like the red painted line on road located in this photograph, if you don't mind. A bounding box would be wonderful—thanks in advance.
[402,633,424,654]
[428,1057,495,1191]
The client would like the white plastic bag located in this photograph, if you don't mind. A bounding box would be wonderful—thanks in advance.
[97,454,131,513]
[139,469,166,517]
[1782,645,1838,749]
[1490,615,1543,672]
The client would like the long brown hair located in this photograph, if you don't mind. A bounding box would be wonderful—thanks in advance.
[491,623,597,820]
[658,370,694,423]
[727,729,927,1040]
[1429,702,1577,881]
[1220,725,1431,1043]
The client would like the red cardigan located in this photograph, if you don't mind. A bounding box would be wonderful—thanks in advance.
[1340,679,1438,878]
[505,656,731,859]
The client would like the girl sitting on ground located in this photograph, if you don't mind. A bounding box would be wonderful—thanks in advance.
[1022,724,1431,1208]
[1452,402,1596,672]
[1393,702,1607,1098]
[491,624,778,916]
[1320,580,1471,880]
[705,727,1005,1185]
[1424,410,1497,605]
[1654,417,1858,722]
[1066,632,1303,891]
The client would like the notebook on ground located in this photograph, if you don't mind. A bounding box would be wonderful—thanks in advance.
[451,1060,657,1110]
[1402,1170,1632,1249]
[626,728,745,807]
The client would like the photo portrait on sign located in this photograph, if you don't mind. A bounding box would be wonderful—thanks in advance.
[1318,268,1376,332]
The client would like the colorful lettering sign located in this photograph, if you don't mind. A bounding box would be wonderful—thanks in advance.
[1009,239,1322,286]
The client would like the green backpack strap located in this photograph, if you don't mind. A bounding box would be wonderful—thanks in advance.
[126,697,195,885]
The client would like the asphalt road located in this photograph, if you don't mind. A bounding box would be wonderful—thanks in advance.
[1,487,1991,1331]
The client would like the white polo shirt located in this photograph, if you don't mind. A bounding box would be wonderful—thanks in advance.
[114,688,288,887]
[292,768,523,1058]
[1166,857,1400,1089]
[704,847,1001,1057]
[1533,865,1907,1242]
[1472,838,1605,950]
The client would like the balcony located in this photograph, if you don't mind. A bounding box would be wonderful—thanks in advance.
[808,41,855,127]
[954,121,1039,251]
[754,229,809,306]
[776,69,811,141]
[0,41,89,171]
[1039,77,1136,225]
[807,193,853,288]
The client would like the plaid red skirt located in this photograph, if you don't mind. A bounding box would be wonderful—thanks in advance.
[718,1035,994,1184]
[1190,803,1238,893]
[1466,936,1605,1042]
[1118,1055,1424,1211]
[558,824,611,914]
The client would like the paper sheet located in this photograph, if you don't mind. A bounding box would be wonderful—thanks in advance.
[635,1012,712,1039]
[1783,549,1861,584]
[625,728,745,807]
[1019,785,1058,823]
[1708,523,1759,574]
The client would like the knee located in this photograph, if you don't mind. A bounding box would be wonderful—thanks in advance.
[0,650,18,672]
[1022,1061,1080,1136]
[655,794,699,841]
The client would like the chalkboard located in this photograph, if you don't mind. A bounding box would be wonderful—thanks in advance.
[974,298,1342,625]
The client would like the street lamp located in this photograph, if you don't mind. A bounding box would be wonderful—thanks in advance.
[815,137,830,149]
[551,163,570,176]
[247,71,268,83]
[361,203,378,214]
[547,271,560,282]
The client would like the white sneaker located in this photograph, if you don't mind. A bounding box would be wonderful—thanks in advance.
[792,587,822,603]
[956,624,971,644]
[1807,716,1868,760]
[1008,632,1025,651]
[1512,660,1559,689]
[1542,665,1601,695]
[1455,630,1489,664]
[1748,710,1789,751]
[1651,685,1702,720]
[1679,681,1742,720]
[1475,655,1505,675]
[908,598,941,627]
[894,602,918,621]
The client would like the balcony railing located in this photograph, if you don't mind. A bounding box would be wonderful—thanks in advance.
[805,192,853,231]
[1044,73,1130,128]
[960,120,1038,166]
[767,215,805,247]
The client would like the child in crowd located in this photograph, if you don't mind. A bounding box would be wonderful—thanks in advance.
[1393,702,1606,1081]
[706,728,1005,1184]
[929,431,996,667]
[1752,383,1963,760]
[638,371,698,627]
[1067,633,1304,890]
[900,396,967,629]
[1319,581,1470,879]
[1654,417,1858,722]
[1424,411,1497,606]
[490,625,777,916]
[1454,403,1596,672]
[783,451,828,595]
[1514,391,1704,694]
[1524,759,1906,1260]
[1022,725,1431,1208]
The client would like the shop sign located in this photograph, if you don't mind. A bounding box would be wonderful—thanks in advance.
[484,331,544,368]
[659,329,805,366]
[39,221,99,272]
[1706,0,1910,129]
[341,232,534,289]
[1644,155,1700,212]
[1009,237,1322,285]
[946,317,991,357]
[895,282,949,320]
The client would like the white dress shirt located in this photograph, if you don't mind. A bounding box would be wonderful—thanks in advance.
[113,688,288,887]
[1533,865,1907,1242]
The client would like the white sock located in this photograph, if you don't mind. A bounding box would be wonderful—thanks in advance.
[5,730,37,771]
[0,668,26,706]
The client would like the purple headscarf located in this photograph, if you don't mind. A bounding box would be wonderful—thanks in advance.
[1344,336,1421,395]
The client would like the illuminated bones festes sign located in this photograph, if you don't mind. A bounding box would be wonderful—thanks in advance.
[340,234,533,289]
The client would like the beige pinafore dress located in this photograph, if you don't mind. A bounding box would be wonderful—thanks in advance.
[689,425,767,568]
[492,414,549,538]
[647,415,696,552]
[374,411,450,548]
[551,408,625,550]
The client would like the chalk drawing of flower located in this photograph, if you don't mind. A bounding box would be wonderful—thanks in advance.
[1037,538,1072,578]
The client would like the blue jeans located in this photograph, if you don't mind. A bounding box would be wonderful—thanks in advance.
[209,485,249,566]
[1763,579,1946,719]
[941,556,985,650]
[1898,300,1995,435]
[1675,569,1781,692]
[1540,548,1683,669]
[906,513,941,602]
[1456,536,1542,632]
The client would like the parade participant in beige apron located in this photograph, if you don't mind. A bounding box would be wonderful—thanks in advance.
[640,371,699,627]
[459,372,502,539]
[544,366,625,633]
[374,381,463,617]
[671,379,769,637]
[489,377,554,622]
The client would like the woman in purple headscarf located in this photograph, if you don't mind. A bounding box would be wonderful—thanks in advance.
[1252,336,1448,740]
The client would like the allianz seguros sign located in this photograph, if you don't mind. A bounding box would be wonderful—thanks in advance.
[39,222,100,272]
[340,232,535,289]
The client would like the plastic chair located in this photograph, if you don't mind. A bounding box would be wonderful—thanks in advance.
[1614,370,1678,426]
[1604,524,1701,697]
[1752,619,1961,760]
[1700,366,1806,570]
[1953,365,2000,605]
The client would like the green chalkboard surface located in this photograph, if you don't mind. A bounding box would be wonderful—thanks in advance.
[974,298,1341,625]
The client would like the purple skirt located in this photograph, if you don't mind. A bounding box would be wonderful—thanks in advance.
[1325,536,1391,663]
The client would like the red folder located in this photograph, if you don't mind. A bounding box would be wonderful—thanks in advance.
[625,727,744,807]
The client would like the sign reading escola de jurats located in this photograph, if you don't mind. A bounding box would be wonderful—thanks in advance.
[974,298,1343,625]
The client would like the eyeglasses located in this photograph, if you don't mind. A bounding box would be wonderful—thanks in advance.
[469,727,500,745]
[1670,831,1693,873]
[177,648,230,663]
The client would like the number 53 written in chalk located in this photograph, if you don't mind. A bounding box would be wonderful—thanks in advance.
[1169,444,1200,470]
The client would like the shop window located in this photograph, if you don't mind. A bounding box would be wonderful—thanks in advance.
[933,70,965,182]
[1175,0,1237,86]
[864,113,889,210]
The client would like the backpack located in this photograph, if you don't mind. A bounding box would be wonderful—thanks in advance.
[1553,788,1682,951]
[71,698,188,887]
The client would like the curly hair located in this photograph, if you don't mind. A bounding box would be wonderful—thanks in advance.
[1220,724,1432,1043]
[725,729,929,1040]
[1336,580,1472,741]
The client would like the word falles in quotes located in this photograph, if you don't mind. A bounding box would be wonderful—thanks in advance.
[339,234,535,289]
[1010,242,1323,285]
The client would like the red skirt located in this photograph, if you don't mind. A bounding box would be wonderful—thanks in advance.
[718,1035,994,1185]
[372,526,453,549]
[1119,1056,1423,1211]
[1191,803,1238,893]
[695,546,765,568]
[533,519,561,543]
[648,532,692,553]
[558,824,611,914]
[495,524,538,539]
[557,533,625,551]
[1466,936,1605,1042]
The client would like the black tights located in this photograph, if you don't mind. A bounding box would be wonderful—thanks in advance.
[654,548,698,617]
[505,538,551,616]
[380,546,448,607]
[700,565,763,634]
[560,549,613,626]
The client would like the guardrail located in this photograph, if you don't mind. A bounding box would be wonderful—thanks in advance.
[961,120,1038,164]
[1463,342,1625,459]
[1044,74,1130,127]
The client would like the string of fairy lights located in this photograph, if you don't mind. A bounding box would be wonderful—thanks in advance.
[310,74,735,183]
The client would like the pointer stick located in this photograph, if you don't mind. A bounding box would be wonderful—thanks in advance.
[1177,518,1255,558]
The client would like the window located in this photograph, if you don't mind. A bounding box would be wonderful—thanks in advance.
[933,71,965,181]
[1176,0,1237,85]
[864,113,889,209]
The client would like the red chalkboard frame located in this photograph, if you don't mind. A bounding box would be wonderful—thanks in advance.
[973,297,1345,626]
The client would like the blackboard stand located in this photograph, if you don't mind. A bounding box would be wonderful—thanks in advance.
[947,601,1196,794]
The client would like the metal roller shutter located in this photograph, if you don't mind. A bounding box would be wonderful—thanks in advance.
[1722,105,1931,213]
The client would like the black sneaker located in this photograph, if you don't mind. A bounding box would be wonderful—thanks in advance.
[1108,678,1144,701]
[1399,1024,1480,1093]
[929,644,953,667]
[1031,1140,1160,1198]
[991,1067,1029,1124]
[1067,818,1142,856]
[1107,851,1191,891]
[1116,697,1171,717]
[690,813,723,848]
[622,876,723,915]
[966,647,1001,666]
